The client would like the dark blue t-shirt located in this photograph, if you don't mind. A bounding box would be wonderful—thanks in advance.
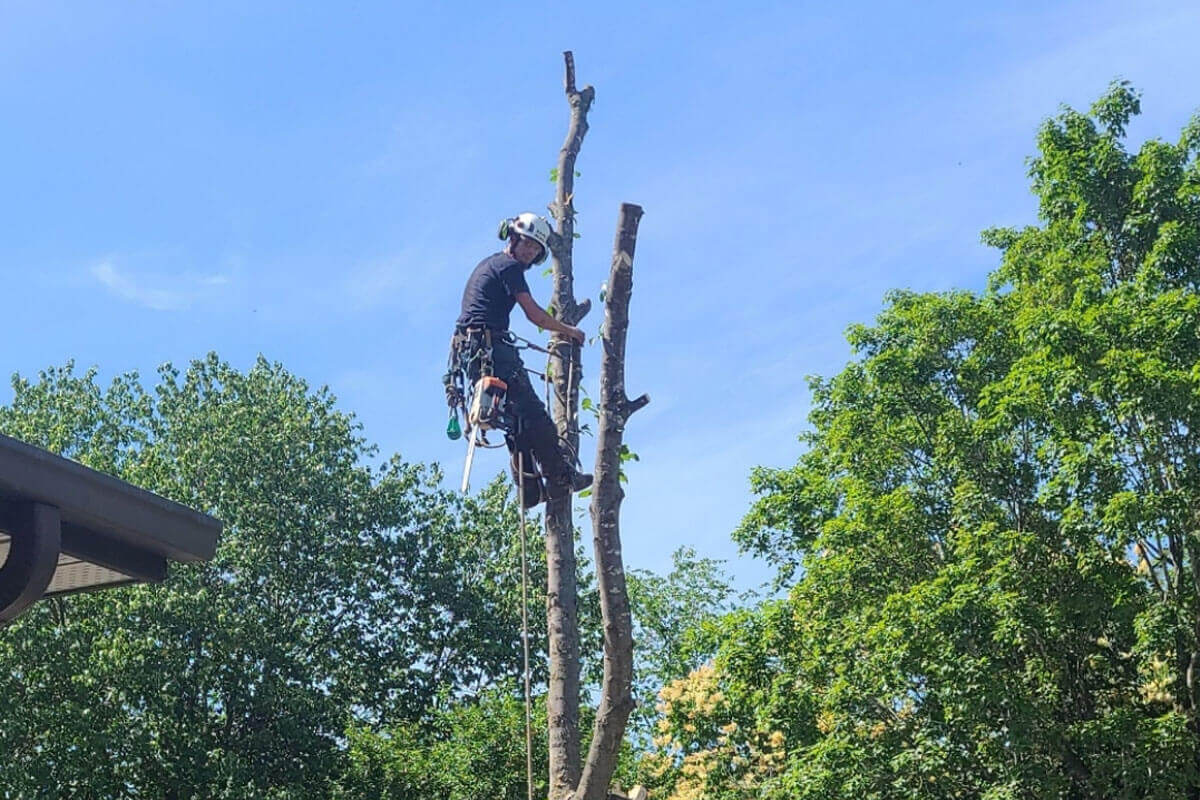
[456,252,532,331]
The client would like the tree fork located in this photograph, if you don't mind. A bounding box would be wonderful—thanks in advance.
[544,49,594,798]
[577,203,648,800]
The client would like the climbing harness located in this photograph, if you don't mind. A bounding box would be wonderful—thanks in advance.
[444,329,581,493]
[445,328,512,491]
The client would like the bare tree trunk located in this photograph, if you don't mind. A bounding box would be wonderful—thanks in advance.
[577,203,649,800]
[540,53,645,800]
[544,50,594,799]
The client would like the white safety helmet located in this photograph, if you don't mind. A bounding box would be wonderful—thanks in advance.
[500,212,552,264]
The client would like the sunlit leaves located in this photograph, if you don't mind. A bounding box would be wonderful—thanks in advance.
[653,84,1200,797]
[0,356,551,797]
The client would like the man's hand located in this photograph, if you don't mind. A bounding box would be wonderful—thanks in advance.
[516,293,586,345]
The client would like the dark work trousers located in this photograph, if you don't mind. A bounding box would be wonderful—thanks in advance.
[492,339,568,496]
[453,331,570,494]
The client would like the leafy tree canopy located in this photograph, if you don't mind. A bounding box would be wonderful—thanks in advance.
[648,82,1200,798]
[0,355,551,798]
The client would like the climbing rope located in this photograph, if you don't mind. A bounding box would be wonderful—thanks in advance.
[518,450,534,800]
[448,329,583,800]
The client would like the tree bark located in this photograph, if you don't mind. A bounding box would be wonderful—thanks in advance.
[544,50,594,799]
[577,203,648,800]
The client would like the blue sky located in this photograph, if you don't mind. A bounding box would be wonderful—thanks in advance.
[2,1,1199,591]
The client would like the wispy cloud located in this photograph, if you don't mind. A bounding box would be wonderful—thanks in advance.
[340,242,482,325]
[362,109,484,180]
[343,259,411,309]
[90,259,230,311]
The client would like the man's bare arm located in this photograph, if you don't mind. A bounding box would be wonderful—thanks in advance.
[515,292,585,344]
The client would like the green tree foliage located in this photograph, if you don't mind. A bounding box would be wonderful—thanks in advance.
[0,355,549,798]
[649,83,1200,798]
[335,547,738,800]
[630,548,738,690]
[626,548,738,741]
[0,354,690,799]
[335,683,551,800]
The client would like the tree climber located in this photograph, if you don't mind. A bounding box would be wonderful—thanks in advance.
[449,212,592,507]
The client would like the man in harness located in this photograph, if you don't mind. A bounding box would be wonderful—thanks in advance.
[448,212,592,507]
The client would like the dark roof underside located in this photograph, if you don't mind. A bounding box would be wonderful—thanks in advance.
[0,434,221,618]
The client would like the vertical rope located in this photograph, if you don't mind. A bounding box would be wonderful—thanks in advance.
[518,450,534,800]
[566,355,575,458]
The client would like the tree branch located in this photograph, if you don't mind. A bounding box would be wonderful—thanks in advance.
[622,394,650,419]
[547,52,594,327]
[544,49,593,798]
[577,202,646,800]
[564,51,578,93]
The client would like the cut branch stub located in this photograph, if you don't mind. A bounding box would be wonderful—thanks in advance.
[622,394,650,419]
[564,50,577,94]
